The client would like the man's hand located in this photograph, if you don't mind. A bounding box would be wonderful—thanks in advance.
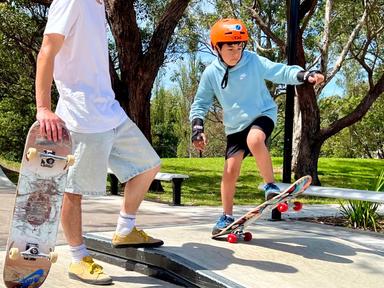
[191,118,207,151]
[36,107,65,142]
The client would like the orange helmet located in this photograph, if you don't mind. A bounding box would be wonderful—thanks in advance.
[210,18,249,49]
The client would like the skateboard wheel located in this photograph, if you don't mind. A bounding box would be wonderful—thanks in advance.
[49,252,58,263]
[293,201,303,211]
[9,248,20,260]
[277,202,288,213]
[227,233,238,243]
[66,155,75,167]
[243,232,252,242]
[26,148,37,161]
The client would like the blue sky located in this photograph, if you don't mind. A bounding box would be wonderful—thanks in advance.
[158,54,345,98]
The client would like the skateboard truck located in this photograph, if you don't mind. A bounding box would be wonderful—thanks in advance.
[277,201,303,213]
[26,147,75,169]
[227,229,253,243]
[9,245,58,263]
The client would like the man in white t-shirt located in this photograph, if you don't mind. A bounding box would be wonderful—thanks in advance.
[35,0,163,284]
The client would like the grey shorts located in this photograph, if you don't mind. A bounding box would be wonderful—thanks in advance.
[65,118,161,196]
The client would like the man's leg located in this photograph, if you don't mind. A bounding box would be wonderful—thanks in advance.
[61,192,83,246]
[62,192,112,285]
[110,119,163,247]
[122,165,160,214]
[112,165,164,247]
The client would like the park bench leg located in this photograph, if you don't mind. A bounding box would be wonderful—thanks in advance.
[171,179,183,206]
[110,174,119,195]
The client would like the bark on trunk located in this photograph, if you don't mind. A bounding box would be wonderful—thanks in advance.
[292,28,323,185]
[105,0,191,141]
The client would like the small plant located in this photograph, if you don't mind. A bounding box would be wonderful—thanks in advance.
[340,170,383,232]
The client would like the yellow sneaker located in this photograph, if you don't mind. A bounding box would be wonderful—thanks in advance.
[112,227,164,248]
[68,256,112,285]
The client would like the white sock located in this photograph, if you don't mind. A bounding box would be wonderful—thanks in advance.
[115,211,136,236]
[69,244,89,263]
[225,214,233,219]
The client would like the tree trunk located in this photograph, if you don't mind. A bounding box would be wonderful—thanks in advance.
[294,83,323,185]
[105,0,191,141]
[294,134,323,185]
[292,28,323,185]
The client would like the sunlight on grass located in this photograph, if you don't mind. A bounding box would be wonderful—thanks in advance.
[1,155,382,206]
[147,157,383,206]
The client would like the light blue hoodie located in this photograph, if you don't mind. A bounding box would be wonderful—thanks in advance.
[189,50,304,135]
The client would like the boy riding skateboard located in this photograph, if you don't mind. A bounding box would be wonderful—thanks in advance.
[36,0,163,285]
[189,18,324,235]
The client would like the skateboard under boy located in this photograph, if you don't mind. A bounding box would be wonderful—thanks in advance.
[3,121,74,288]
[212,175,312,243]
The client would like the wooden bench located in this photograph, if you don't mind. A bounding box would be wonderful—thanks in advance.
[108,171,189,206]
[258,183,384,220]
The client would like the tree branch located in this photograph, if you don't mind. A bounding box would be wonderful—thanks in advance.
[299,0,317,31]
[143,0,191,82]
[105,0,142,79]
[247,6,286,55]
[320,0,332,74]
[321,1,368,89]
[320,73,384,140]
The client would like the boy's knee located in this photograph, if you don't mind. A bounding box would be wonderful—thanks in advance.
[223,167,240,182]
[247,135,266,150]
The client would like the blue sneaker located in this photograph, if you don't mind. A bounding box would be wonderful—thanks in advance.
[264,183,281,200]
[212,214,235,235]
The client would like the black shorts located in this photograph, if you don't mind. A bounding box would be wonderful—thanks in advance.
[225,116,274,159]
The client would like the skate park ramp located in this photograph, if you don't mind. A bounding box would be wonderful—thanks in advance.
[0,167,16,191]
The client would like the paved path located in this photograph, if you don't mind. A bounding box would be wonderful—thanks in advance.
[1,168,384,287]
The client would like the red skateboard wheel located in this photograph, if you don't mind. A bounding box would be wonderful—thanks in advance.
[277,202,289,213]
[293,201,303,211]
[227,233,238,243]
[243,232,252,241]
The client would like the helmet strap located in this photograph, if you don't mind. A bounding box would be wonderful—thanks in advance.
[217,44,246,89]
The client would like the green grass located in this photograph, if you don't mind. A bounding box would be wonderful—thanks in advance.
[147,157,384,206]
[1,156,383,206]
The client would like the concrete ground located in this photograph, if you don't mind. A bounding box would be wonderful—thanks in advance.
[1,169,384,287]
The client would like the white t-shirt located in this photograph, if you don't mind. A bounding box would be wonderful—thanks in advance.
[44,0,127,133]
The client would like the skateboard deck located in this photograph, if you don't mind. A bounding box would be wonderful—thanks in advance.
[3,121,74,288]
[212,175,312,242]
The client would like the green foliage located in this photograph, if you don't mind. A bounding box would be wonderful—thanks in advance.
[340,170,384,232]
[320,87,384,158]
[151,87,180,158]
[0,2,49,161]
[340,200,380,231]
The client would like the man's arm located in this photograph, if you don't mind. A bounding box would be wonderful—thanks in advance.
[35,33,65,141]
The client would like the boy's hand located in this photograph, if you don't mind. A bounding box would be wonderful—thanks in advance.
[191,118,207,151]
[36,107,65,142]
[192,133,207,151]
[306,71,324,85]
[297,70,325,85]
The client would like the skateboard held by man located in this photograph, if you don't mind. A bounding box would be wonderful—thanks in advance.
[212,175,312,243]
[3,121,74,288]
